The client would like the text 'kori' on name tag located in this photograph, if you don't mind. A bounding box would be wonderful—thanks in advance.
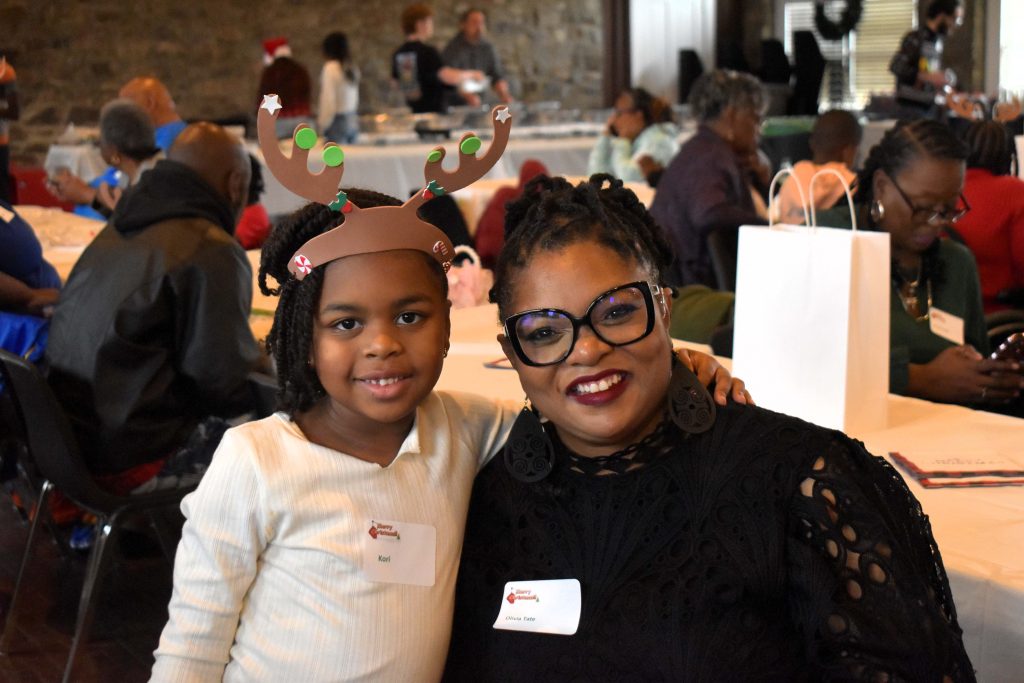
[929,306,965,345]
[493,579,581,635]
[361,519,435,586]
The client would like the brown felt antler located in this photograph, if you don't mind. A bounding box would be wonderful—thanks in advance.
[257,94,347,206]
[256,96,515,281]
[402,107,514,213]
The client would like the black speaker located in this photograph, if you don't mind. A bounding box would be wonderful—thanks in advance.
[678,50,705,104]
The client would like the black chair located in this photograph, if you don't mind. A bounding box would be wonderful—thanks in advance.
[707,227,739,292]
[995,287,1024,310]
[760,39,792,84]
[678,49,704,104]
[789,31,825,116]
[0,350,196,683]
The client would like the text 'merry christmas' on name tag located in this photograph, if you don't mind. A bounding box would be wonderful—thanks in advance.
[361,519,435,586]
[493,579,581,635]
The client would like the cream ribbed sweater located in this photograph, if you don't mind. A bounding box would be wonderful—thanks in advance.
[151,391,515,682]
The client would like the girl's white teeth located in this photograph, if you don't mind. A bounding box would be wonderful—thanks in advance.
[573,373,623,395]
[365,377,401,386]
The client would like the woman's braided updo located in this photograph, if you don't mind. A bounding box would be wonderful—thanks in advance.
[490,174,674,319]
[855,119,967,287]
[854,118,967,213]
[258,189,405,414]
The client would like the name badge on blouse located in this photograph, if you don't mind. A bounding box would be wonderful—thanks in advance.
[929,306,965,345]
[361,519,435,586]
[492,579,581,635]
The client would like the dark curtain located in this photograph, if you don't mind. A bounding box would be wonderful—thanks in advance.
[602,0,631,106]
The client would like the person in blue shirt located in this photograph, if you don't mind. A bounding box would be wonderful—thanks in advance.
[59,77,185,220]
[0,199,60,316]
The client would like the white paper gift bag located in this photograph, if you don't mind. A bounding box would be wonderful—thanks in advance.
[732,169,890,434]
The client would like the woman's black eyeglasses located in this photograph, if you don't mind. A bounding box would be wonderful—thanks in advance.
[502,281,665,367]
[889,175,971,226]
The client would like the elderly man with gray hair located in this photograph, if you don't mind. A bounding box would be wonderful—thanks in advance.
[46,123,261,505]
[48,98,162,217]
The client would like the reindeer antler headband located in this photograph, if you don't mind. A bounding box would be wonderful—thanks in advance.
[257,95,513,279]
[947,94,1022,124]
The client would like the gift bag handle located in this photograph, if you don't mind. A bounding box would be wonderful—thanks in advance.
[767,167,809,228]
[809,168,858,231]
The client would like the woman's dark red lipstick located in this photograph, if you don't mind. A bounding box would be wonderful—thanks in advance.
[566,369,629,406]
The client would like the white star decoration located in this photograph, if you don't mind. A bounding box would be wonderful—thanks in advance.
[495,107,512,123]
[260,94,283,116]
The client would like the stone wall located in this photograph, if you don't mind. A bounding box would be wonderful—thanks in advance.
[1,0,604,166]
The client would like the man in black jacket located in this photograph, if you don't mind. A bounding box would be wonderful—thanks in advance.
[46,122,260,491]
[889,0,964,118]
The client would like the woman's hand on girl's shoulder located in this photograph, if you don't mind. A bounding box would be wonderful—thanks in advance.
[675,348,754,407]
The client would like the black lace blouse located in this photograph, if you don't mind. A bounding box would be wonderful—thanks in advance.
[444,404,974,682]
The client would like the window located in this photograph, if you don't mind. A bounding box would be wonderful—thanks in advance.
[1000,0,1024,93]
[782,0,918,109]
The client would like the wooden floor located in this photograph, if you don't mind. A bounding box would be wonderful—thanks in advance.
[0,495,172,682]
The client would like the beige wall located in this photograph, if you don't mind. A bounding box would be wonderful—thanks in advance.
[2,0,603,165]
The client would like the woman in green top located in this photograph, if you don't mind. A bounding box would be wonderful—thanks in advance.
[855,119,1022,407]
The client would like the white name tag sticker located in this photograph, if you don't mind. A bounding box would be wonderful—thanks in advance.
[361,519,435,586]
[929,306,965,345]
[0,205,14,224]
[493,579,581,635]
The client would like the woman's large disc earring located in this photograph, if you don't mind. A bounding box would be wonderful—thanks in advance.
[667,361,716,434]
[870,198,885,224]
[504,402,555,483]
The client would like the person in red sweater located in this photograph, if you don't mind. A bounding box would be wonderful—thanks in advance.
[957,120,1024,312]
[235,154,271,250]
[474,159,547,269]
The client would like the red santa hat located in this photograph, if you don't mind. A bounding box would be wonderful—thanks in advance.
[262,37,292,65]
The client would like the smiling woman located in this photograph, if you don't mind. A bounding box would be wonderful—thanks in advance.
[443,174,976,682]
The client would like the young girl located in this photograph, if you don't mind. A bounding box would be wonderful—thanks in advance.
[151,103,744,681]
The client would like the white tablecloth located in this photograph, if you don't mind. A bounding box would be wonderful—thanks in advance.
[43,144,108,184]
[437,304,1024,682]
[21,205,104,282]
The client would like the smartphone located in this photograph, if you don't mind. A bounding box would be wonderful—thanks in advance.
[990,332,1024,362]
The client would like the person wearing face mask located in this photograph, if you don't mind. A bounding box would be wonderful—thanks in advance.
[650,70,769,288]
[889,0,964,118]
[821,119,1023,410]
[46,123,262,493]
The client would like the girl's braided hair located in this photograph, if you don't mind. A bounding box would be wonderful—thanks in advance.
[258,188,447,414]
[855,119,967,287]
[489,174,674,319]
